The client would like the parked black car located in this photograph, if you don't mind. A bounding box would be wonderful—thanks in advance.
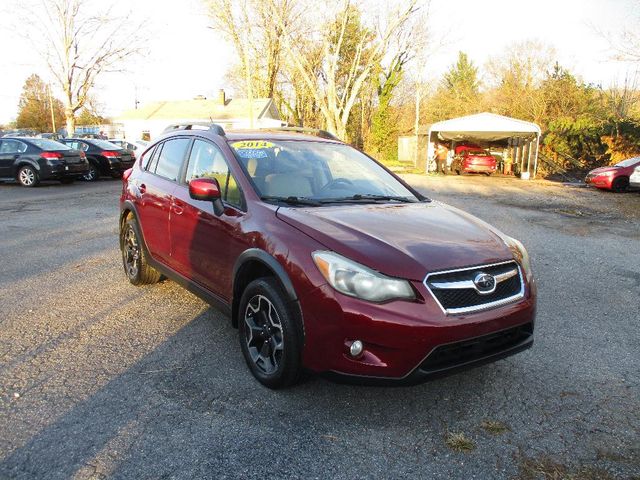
[0,137,89,187]
[58,138,135,181]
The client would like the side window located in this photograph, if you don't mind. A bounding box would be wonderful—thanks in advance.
[186,139,241,206]
[146,144,161,171]
[154,138,190,181]
[0,140,27,154]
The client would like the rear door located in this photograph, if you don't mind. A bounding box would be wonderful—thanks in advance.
[0,140,27,177]
[170,138,245,298]
[135,137,190,265]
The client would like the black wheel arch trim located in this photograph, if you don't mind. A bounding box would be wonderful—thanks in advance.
[13,158,41,175]
[232,249,298,302]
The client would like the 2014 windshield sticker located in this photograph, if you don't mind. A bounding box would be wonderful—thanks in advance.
[231,141,275,150]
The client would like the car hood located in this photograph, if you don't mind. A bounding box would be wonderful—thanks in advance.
[276,201,514,281]
[589,166,619,175]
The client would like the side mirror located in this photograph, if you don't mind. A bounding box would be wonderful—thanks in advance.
[189,178,224,216]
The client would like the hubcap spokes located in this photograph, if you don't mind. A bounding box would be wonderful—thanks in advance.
[123,227,140,277]
[20,169,34,185]
[244,295,283,375]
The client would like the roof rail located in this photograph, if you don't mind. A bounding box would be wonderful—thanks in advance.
[268,126,340,141]
[162,123,226,136]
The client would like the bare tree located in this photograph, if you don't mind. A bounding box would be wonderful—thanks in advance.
[207,0,297,127]
[18,0,143,134]
[267,0,420,140]
[594,1,640,63]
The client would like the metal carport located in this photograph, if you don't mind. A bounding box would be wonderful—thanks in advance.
[427,112,542,179]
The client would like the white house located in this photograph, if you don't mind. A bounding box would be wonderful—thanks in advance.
[114,90,284,141]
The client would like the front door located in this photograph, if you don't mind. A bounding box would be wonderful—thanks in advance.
[135,138,190,265]
[170,138,245,299]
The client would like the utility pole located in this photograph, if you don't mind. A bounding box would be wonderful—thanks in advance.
[48,84,56,133]
[134,84,140,109]
[414,84,421,165]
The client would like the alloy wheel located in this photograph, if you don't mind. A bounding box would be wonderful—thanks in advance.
[84,165,98,181]
[243,295,284,375]
[19,168,35,186]
[122,226,140,278]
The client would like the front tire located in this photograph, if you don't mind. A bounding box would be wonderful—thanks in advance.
[17,165,39,187]
[121,218,161,285]
[611,177,629,193]
[238,278,303,389]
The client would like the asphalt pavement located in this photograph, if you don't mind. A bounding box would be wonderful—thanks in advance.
[1,175,638,479]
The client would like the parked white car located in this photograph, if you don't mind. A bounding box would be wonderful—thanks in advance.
[630,165,640,188]
[108,139,149,154]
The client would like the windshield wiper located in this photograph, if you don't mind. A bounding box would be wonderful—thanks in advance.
[260,195,322,206]
[320,194,417,204]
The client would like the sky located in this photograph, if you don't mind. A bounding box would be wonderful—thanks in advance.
[0,0,637,125]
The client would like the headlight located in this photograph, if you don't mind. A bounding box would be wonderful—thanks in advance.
[504,236,532,275]
[312,251,415,302]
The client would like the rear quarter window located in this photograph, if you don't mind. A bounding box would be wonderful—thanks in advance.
[153,138,190,181]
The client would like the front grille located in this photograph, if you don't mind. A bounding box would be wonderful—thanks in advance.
[419,323,533,374]
[424,261,524,314]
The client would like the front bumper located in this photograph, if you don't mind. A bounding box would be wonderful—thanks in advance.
[464,164,496,173]
[585,174,613,189]
[298,278,536,383]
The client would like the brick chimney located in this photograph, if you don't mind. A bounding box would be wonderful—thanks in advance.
[218,89,226,106]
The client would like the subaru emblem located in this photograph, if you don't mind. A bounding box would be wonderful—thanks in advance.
[473,273,496,294]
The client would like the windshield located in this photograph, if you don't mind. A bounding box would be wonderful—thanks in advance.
[91,139,121,150]
[615,157,640,167]
[28,138,71,150]
[229,140,419,203]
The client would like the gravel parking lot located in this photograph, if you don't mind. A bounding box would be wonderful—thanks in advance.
[1,175,638,479]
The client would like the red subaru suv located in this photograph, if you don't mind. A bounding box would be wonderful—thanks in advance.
[119,124,536,388]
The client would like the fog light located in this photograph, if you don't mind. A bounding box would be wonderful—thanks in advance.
[349,340,364,357]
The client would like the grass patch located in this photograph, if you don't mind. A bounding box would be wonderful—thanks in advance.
[517,455,616,480]
[444,432,476,452]
[480,420,510,435]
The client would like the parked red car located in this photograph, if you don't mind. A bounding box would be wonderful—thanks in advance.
[119,124,536,388]
[452,149,497,175]
[454,143,481,155]
[585,157,640,192]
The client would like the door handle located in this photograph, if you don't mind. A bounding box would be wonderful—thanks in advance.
[139,183,146,194]
[172,200,184,215]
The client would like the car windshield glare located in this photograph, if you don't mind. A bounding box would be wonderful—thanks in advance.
[615,157,640,167]
[229,140,419,203]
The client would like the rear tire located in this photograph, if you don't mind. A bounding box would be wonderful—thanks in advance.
[83,163,99,182]
[17,165,39,187]
[611,177,629,193]
[238,277,303,389]
[121,217,161,285]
